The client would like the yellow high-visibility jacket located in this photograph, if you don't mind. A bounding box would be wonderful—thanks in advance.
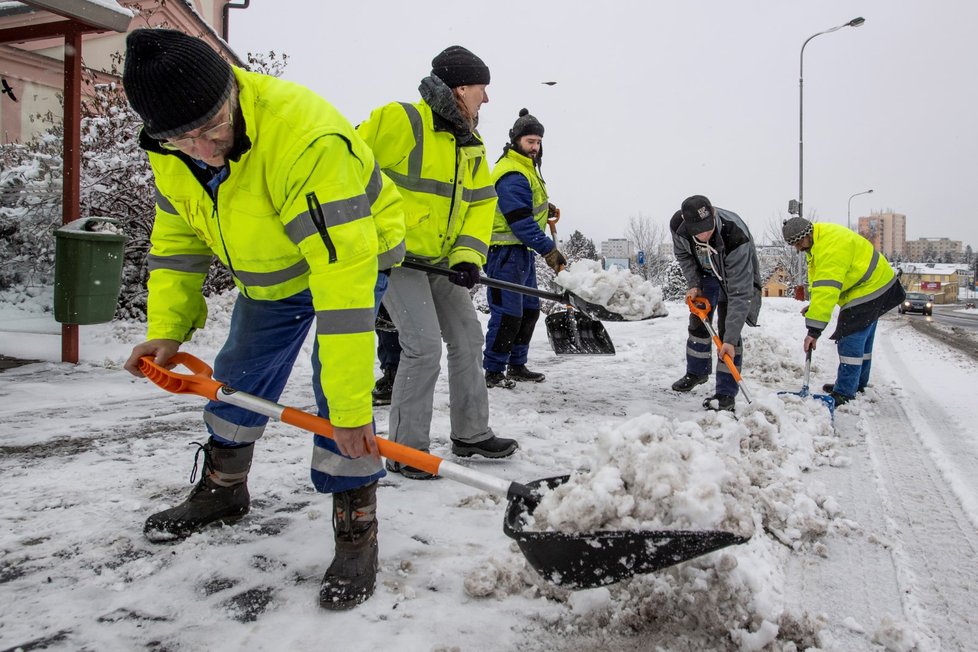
[489,148,549,247]
[142,67,405,427]
[805,222,903,338]
[356,99,495,267]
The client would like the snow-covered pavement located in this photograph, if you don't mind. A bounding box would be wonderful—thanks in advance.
[1,293,976,651]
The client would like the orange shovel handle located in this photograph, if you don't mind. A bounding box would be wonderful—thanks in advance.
[138,353,223,400]
[138,354,443,476]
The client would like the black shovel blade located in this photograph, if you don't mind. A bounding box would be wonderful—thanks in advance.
[503,476,749,589]
[545,311,616,355]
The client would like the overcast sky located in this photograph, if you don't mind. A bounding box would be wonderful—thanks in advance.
[228,1,978,250]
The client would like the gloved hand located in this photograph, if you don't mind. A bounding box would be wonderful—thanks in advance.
[547,202,561,223]
[449,262,480,289]
[543,247,567,273]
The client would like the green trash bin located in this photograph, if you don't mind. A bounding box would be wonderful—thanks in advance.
[54,217,127,324]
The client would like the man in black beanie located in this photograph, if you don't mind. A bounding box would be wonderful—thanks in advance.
[120,28,407,610]
[482,108,566,388]
[357,45,519,479]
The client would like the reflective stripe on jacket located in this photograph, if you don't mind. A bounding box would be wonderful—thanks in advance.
[356,99,495,267]
[489,148,548,247]
[142,67,405,427]
[805,222,899,334]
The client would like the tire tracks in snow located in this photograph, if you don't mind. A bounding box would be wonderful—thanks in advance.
[862,326,978,650]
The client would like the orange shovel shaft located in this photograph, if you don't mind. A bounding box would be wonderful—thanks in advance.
[685,296,752,402]
[279,406,442,476]
[138,354,514,494]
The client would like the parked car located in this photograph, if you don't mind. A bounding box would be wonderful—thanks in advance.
[899,292,933,316]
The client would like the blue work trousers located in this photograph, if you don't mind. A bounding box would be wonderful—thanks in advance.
[204,274,388,494]
[833,320,877,398]
[685,275,742,397]
[483,246,540,372]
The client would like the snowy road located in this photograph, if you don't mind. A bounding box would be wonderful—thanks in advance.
[784,316,978,650]
[2,297,978,651]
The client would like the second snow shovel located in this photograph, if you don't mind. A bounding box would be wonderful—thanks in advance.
[399,257,638,322]
[139,353,747,589]
[543,222,616,355]
[778,349,835,415]
[686,296,753,404]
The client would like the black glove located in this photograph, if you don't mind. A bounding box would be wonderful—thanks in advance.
[449,262,480,289]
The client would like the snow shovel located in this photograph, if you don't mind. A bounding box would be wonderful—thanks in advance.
[778,350,835,415]
[399,257,639,323]
[542,222,616,355]
[138,353,748,589]
[686,296,753,404]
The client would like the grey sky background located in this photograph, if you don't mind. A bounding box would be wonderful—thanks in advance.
[228,1,978,249]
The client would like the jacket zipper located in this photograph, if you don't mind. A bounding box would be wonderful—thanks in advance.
[444,146,460,252]
[212,185,250,298]
[306,191,338,263]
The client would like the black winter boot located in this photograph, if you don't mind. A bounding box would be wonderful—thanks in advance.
[320,481,379,610]
[144,440,253,543]
[372,366,396,406]
[702,394,736,412]
[451,435,518,459]
[671,373,709,392]
[506,364,546,383]
[485,370,516,389]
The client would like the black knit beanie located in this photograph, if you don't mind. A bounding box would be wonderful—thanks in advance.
[123,28,234,140]
[430,45,490,88]
[509,108,544,143]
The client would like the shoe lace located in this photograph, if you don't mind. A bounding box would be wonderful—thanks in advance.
[187,441,213,484]
[333,491,354,540]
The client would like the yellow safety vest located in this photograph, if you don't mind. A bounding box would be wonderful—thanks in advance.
[489,148,549,246]
[143,67,405,427]
[805,222,898,331]
[357,99,495,266]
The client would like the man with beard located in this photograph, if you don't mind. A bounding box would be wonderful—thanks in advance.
[482,109,565,388]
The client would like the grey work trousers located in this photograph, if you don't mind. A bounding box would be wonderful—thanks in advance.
[383,265,494,450]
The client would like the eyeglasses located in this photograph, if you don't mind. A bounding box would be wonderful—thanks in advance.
[160,109,233,152]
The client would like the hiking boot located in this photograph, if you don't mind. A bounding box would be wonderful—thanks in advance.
[451,435,518,459]
[372,367,396,406]
[385,458,435,480]
[320,481,378,610]
[829,391,851,406]
[144,440,253,543]
[486,371,516,389]
[702,394,736,412]
[822,383,865,394]
[506,364,546,383]
[671,373,709,392]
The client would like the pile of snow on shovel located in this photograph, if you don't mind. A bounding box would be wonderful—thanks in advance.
[556,260,668,320]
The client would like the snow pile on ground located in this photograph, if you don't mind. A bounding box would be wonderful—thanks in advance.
[555,259,668,320]
[468,391,846,649]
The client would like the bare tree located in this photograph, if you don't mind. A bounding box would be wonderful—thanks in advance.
[624,213,668,282]
[764,214,806,289]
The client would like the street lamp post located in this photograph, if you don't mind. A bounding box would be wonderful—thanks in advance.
[847,188,873,230]
[796,16,866,218]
